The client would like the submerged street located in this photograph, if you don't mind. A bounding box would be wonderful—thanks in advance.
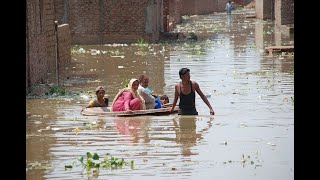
[27,9,294,180]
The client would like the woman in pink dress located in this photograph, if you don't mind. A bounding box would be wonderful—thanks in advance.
[111,78,146,112]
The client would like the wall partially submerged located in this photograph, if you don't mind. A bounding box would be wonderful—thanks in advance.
[27,0,293,92]
[274,0,293,26]
[26,0,71,91]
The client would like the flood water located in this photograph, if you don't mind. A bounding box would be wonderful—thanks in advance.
[26,10,294,180]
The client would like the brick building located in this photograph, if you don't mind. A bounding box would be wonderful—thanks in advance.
[26,0,293,91]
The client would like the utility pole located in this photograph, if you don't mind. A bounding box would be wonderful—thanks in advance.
[54,21,60,86]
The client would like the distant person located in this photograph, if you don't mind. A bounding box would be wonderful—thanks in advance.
[111,78,146,112]
[137,74,162,109]
[170,68,215,115]
[225,1,234,14]
[86,86,109,108]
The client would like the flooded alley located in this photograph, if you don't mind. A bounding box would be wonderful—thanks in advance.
[26,10,294,180]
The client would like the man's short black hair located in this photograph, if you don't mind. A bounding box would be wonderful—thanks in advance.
[179,68,190,78]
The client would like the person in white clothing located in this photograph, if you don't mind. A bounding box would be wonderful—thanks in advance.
[225,1,234,14]
[137,75,158,109]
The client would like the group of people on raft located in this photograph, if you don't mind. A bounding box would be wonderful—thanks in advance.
[86,68,215,115]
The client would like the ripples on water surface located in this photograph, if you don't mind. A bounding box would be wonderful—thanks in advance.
[27,12,294,180]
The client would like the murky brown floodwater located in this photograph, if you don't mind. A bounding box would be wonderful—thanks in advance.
[27,9,294,180]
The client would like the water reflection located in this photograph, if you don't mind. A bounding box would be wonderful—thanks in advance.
[226,14,233,28]
[173,116,213,156]
[113,117,150,143]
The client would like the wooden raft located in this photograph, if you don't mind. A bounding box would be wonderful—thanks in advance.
[264,46,294,56]
[81,106,179,117]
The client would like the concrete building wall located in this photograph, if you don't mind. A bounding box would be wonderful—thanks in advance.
[255,0,274,20]
[57,24,72,66]
[255,0,263,19]
[256,0,293,23]
[274,0,293,26]
[174,0,182,25]
[244,0,253,5]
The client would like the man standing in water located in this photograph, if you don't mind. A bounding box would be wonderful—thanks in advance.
[225,1,234,14]
[170,68,215,115]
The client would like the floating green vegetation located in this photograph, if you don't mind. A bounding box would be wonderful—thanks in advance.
[223,153,262,169]
[64,152,134,171]
[71,45,85,54]
[236,6,244,10]
[27,160,52,170]
[274,52,294,59]
[187,32,198,41]
[136,37,148,47]
[241,154,252,166]
[120,78,130,88]
[248,43,256,48]
[286,52,294,59]
[46,85,66,96]
[110,49,121,56]
[245,71,272,76]
[156,39,169,45]
[289,67,294,75]
[191,49,206,55]
[239,153,260,168]
[83,121,98,130]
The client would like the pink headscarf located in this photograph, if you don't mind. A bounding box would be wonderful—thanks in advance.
[111,78,146,110]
